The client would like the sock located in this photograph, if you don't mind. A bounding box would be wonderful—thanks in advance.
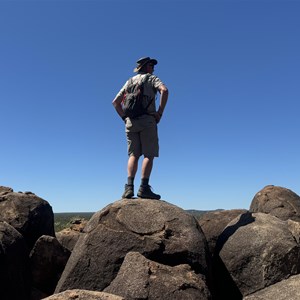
[141,178,149,186]
[127,177,134,186]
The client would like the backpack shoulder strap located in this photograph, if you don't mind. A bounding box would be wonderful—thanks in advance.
[141,73,151,84]
[142,74,155,110]
[125,76,135,92]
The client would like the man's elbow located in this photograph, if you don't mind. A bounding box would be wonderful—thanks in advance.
[112,98,118,108]
[162,87,169,99]
[160,85,169,95]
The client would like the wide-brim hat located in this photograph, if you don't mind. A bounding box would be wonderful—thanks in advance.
[133,57,158,72]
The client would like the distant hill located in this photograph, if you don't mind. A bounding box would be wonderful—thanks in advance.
[186,209,224,219]
[54,210,222,232]
[54,212,94,232]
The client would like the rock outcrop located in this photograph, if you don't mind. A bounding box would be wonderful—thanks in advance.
[199,209,247,255]
[250,185,300,221]
[0,187,65,300]
[104,251,211,300]
[0,187,55,250]
[243,274,300,300]
[30,235,71,295]
[0,221,31,300]
[2,184,300,299]
[56,218,88,252]
[55,199,210,293]
[215,211,300,297]
[43,289,125,299]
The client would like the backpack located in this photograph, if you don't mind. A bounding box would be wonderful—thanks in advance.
[122,74,153,119]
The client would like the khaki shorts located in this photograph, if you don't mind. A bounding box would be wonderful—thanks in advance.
[125,115,159,157]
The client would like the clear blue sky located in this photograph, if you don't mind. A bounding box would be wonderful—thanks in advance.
[1,0,299,212]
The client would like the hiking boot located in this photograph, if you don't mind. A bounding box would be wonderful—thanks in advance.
[137,185,161,200]
[122,184,134,199]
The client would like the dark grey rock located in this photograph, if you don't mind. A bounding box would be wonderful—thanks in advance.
[0,221,31,300]
[56,219,88,252]
[43,289,124,299]
[105,251,212,300]
[250,185,300,221]
[30,235,71,295]
[55,199,210,292]
[199,209,248,255]
[217,212,300,297]
[243,274,300,300]
[0,190,55,250]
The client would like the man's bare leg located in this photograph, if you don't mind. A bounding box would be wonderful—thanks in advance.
[128,155,139,178]
[141,156,154,179]
[122,155,139,198]
[138,156,160,199]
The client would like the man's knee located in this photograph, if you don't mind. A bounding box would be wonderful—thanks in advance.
[144,156,154,161]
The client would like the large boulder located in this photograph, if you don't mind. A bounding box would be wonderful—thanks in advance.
[104,251,212,300]
[44,289,124,299]
[199,209,247,255]
[0,186,13,194]
[56,229,82,252]
[55,199,210,292]
[56,218,88,252]
[0,221,31,300]
[243,274,300,300]
[0,188,55,249]
[216,212,300,297]
[30,235,71,296]
[250,185,300,221]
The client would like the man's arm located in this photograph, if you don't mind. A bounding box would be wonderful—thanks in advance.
[152,84,169,123]
[157,84,168,116]
[112,94,126,121]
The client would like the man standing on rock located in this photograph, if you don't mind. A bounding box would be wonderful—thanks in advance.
[112,57,169,200]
